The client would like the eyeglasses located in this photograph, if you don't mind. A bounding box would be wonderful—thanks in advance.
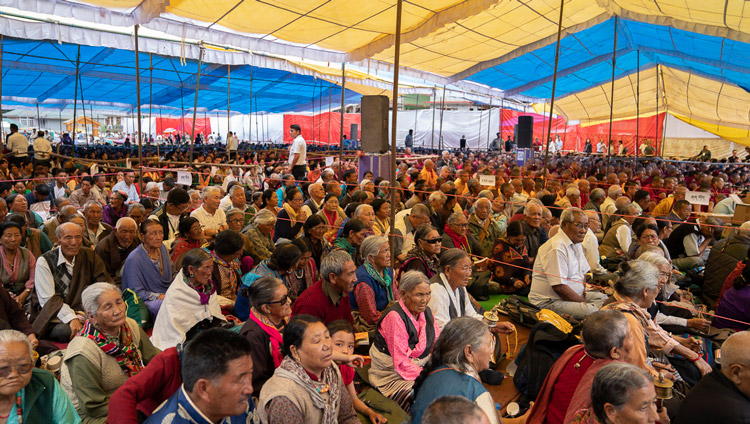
[453,223,469,228]
[568,222,589,230]
[265,295,289,306]
[0,362,33,378]
[422,238,442,244]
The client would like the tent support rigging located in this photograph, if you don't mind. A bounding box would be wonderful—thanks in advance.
[477,102,483,151]
[655,64,660,156]
[339,63,345,180]
[389,0,403,267]
[542,0,565,181]
[635,48,640,163]
[438,85,446,151]
[0,35,3,147]
[79,72,89,145]
[134,24,144,193]
[607,16,618,167]
[69,45,80,156]
[149,53,153,145]
[500,99,504,144]
[188,47,204,162]
[227,64,230,149]
[430,86,436,151]
[486,98,492,150]
[249,65,254,143]
[328,80,332,145]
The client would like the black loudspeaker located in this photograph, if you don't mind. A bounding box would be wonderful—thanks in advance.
[517,115,533,148]
[350,123,358,141]
[361,95,389,153]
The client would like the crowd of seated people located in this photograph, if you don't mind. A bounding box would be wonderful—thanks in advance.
[0,126,749,423]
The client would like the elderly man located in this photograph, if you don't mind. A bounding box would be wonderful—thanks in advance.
[41,204,77,244]
[584,188,606,213]
[32,222,113,342]
[529,208,608,320]
[674,331,750,424]
[190,186,227,240]
[404,180,426,209]
[94,217,139,286]
[291,250,357,324]
[600,184,623,228]
[149,187,190,246]
[665,217,723,270]
[82,201,113,248]
[302,183,325,217]
[419,159,438,189]
[69,176,98,209]
[112,171,140,203]
[632,189,651,214]
[394,203,432,262]
[428,191,447,231]
[599,203,639,259]
[582,210,616,282]
[653,186,686,217]
[91,174,110,206]
[219,185,251,227]
[522,202,544,259]
[663,198,692,225]
[468,198,503,257]
[499,182,518,218]
[556,186,581,209]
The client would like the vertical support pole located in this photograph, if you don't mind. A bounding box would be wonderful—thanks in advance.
[413,103,418,150]
[659,65,667,157]
[79,73,89,145]
[149,53,153,149]
[655,64,660,156]
[188,47,203,162]
[36,104,41,130]
[486,98,493,150]
[249,65,254,142]
[476,102,482,152]
[227,64,231,149]
[542,0,566,181]
[438,85,446,150]
[339,63,345,180]
[430,86,436,151]
[70,45,81,154]
[635,48,639,164]
[606,16,618,167]
[134,25,144,192]
[500,98,504,142]
[328,80,332,145]
[0,35,3,147]
[388,0,403,266]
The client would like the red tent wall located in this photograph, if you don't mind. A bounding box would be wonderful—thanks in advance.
[155,118,211,137]
[283,113,361,144]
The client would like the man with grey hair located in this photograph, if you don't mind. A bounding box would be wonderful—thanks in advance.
[702,221,750,308]
[601,184,624,228]
[33,222,113,342]
[421,396,490,424]
[599,202,639,259]
[41,204,77,244]
[582,210,616,282]
[95,217,139,286]
[556,186,581,209]
[82,200,112,247]
[190,186,227,239]
[529,208,608,319]
[112,171,140,203]
[394,203,432,262]
[291,249,356,324]
[468,198,503,256]
[522,202,544,259]
[584,188,606,213]
[675,331,750,424]
[302,183,325,217]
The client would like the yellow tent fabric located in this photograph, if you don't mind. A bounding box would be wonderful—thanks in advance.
[672,114,750,147]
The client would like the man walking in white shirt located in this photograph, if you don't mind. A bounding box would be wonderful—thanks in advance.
[288,124,307,181]
[6,124,28,166]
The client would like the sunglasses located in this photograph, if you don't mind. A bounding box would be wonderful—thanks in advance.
[0,362,33,379]
[422,238,442,244]
[265,295,289,306]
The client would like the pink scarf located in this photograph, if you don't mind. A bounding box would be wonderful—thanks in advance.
[444,224,469,252]
[249,308,285,367]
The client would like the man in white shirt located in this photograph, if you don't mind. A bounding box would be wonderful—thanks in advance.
[600,184,623,228]
[33,130,52,166]
[112,171,140,203]
[288,124,307,181]
[582,210,617,283]
[529,208,608,320]
[596,139,606,154]
[190,186,227,240]
[6,124,28,166]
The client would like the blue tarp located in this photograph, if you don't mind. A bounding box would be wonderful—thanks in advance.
[466,18,750,100]
[0,38,363,114]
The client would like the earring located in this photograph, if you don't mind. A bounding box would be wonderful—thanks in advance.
[189,273,194,278]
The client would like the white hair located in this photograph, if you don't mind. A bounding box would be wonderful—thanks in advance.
[359,179,372,190]
[115,217,137,230]
[81,282,122,316]
[201,185,221,199]
[0,330,32,359]
[566,187,581,197]
[739,221,750,236]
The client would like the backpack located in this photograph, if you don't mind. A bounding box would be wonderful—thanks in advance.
[497,295,541,327]
[122,288,151,329]
[512,321,580,402]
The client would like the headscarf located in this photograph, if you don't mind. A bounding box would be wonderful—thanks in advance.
[79,320,144,377]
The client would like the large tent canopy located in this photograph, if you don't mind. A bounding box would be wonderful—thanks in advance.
[2,0,750,143]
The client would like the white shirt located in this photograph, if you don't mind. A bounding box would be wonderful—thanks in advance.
[33,137,52,160]
[600,197,616,227]
[614,219,633,253]
[7,132,28,157]
[289,135,306,166]
[112,180,140,202]
[301,198,324,218]
[597,142,606,153]
[428,273,482,330]
[190,205,227,231]
[35,248,77,323]
[582,228,607,275]
[529,230,591,305]
[53,183,68,200]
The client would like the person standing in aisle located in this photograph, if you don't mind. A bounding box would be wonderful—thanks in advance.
[288,124,307,181]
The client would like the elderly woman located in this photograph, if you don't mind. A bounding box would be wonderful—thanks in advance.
[301,214,330,271]
[603,260,712,386]
[103,191,128,226]
[144,182,162,209]
[258,315,359,424]
[169,216,203,273]
[151,248,226,350]
[239,276,293,394]
[0,329,79,423]
[61,283,158,423]
[441,212,482,256]
[318,193,346,244]
[350,235,396,333]
[206,230,244,302]
[627,223,671,260]
[490,220,533,295]
[370,199,391,236]
[5,213,51,259]
[411,317,504,424]
[121,220,172,317]
[0,221,35,306]
[369,271,440,410]
[243,208,276,265]
[332,218,368,266]
[127,203,147,228]
[400,224,441,279]
[273,188,307,242]
[568,363,662,424]
[6,193,42,229]
[250,243,303,295]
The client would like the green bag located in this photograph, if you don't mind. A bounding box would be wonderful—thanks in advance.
[122,288,151,329]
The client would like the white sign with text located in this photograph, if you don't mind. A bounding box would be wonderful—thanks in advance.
[177,171,192,186]
[686,191,710,206]
[479,174,495,187]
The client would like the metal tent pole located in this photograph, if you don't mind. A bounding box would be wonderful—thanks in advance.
[188,47,204,162]
[659,65,667,157]
[134,24,144,192]
[476,102,482,152]
[486,98,493,150]
[339,63,345,180]
[655,64,660,156]
[328,80,332,145]
[542,0,566,181]
[36,104,41,130]
[635,48,640,163]
[227,64,231,138]
[149,53,153,147]
[0,35,3,147]
[389,0,403,266]
[438,85,446,150]
[606,16,618,167]
[249,66,254,143]
[500,98,504,143]
[430,86,436,152]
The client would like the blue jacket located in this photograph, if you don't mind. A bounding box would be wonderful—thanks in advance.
[350,264,394,313]
[411,366,488,424]
[145,386,255,424]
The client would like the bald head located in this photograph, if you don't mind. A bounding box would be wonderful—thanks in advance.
[721,331,750,396]
[614,196,632,211]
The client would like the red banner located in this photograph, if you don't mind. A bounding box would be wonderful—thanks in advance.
[283,113,361,145]
[155,118,212,137]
